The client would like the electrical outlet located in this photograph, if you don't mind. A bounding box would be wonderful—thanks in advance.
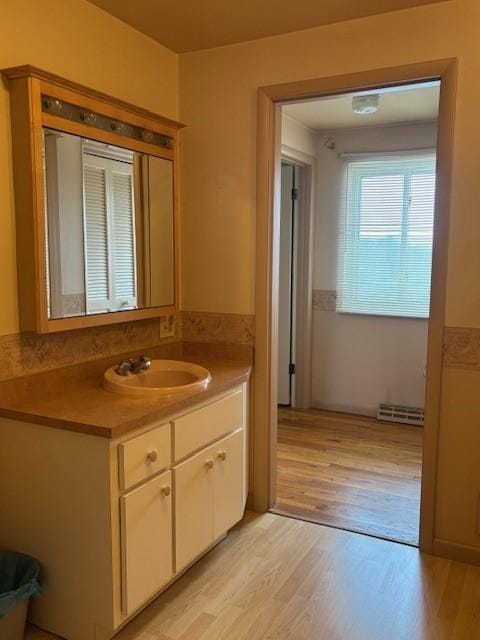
[160,314,176,339]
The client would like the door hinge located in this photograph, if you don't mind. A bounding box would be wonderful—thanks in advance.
[291,187,299,201]
[289,363,296,375]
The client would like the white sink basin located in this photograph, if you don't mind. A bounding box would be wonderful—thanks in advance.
[103,360,212,397]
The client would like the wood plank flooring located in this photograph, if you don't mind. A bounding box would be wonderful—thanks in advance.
[25,512,480,640]
[275,408,423,545]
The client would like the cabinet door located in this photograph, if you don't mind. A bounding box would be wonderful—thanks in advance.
[174,446,215,572]
[213,429,246,539]
[120,470,173,615]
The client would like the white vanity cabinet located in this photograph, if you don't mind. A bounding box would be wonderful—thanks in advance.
[112,383,248,633]
[0,382,248,640]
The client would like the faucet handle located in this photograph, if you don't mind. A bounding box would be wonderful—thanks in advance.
[115,359,133,376]
[138,355,152,369]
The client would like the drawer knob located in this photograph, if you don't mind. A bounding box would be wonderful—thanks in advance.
[217,450,227,461]
[205,459,214,469]
[146,449,158,463]
[161,485,171,497]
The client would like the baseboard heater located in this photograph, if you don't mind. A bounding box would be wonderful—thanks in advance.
[377,403,424,426]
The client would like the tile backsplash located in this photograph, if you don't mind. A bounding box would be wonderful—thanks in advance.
[0,316,179,382]
[312,289,337,312]
[0,311,256,382]
[181,311,254,346]
[5,308,472,377]
[443,327,480,370]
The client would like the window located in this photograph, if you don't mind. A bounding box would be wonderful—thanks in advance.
[336,152,436,318]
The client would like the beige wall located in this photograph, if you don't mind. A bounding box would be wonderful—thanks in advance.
[179,0,475,325]
[0,0,178,336]
[281,114,317,158]
[179,0,480,552]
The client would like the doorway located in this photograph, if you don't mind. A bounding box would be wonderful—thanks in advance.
[253,60,456,555]
[274,83,439,545]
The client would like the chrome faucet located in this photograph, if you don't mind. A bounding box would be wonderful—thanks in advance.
[131,355,152,374]
[115,355,152,376]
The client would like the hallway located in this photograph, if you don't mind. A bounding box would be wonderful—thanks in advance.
[275,408,423,544]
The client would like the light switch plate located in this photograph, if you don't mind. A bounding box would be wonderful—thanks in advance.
[160,315,176,339]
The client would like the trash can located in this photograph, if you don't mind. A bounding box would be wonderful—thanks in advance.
[0,552,41,640]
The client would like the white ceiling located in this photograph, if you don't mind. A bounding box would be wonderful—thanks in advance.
[87,0,449,53]
[283,83,440,131]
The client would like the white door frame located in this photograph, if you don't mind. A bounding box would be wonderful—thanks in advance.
[280,146,316,409]
[253,59,457,556]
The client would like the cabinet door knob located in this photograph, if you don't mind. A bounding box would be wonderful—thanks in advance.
[205,459,214,469]
[217,450,227,461]
[146,449,158,463]
[161,485,171,497]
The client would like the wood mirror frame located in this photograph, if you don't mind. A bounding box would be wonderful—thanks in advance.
[1,65,184,334]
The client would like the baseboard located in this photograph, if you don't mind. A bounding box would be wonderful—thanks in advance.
[309,400,377,418]
[433,538,480,566]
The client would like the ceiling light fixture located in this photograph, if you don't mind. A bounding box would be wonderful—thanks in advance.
[352,94,379,115]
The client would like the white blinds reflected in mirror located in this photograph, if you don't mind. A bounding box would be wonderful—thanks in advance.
[43,129,175,320]
[83,142,136,313]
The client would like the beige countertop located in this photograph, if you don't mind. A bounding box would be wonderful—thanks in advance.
[0,347,251,439]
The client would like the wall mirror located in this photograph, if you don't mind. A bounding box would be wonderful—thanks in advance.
[44,130,174,319]
[2,66,183,333]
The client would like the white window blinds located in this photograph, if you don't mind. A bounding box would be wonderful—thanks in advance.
[337,152,436,319]
[84,164,109,306]
[83,151,137,313]
[112,171,136,301]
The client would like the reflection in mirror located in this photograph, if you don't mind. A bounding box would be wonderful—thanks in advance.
[43,129,175,319]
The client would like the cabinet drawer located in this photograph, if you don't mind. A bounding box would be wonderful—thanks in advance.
[119,423,171,490]
[174,388,245,461]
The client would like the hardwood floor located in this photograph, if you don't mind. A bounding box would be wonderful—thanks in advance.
[25,512,480,640]
[275,408,423,545]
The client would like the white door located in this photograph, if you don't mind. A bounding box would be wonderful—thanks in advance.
[278,163,297,406]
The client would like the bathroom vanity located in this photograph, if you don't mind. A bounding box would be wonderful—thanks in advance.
[0,65,251,640]
[0,355,250,640]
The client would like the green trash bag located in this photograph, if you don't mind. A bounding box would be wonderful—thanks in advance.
[0,552,41,618]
